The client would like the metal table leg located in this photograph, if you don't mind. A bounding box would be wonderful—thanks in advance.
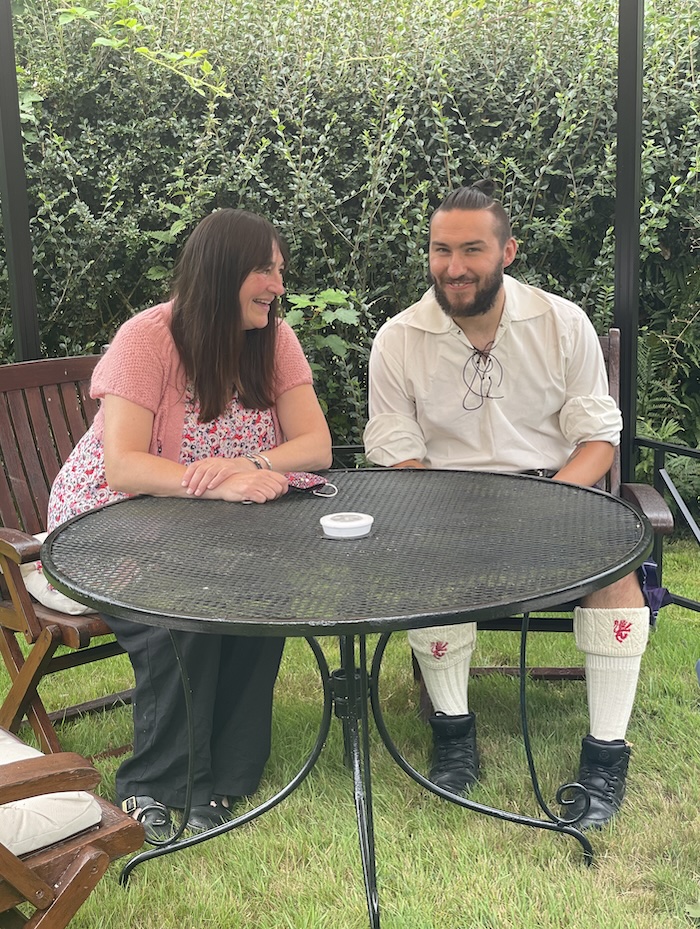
[332,635,380,928]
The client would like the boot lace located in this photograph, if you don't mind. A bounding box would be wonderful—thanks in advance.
[434,734,479,779]
[577,758,624,801]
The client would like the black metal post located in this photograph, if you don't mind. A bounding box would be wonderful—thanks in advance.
[0,0,41,360]
[613,0,645,481]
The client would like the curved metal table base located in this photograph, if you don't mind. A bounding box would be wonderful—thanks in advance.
[120,622,594,927]
[370,628,594,869]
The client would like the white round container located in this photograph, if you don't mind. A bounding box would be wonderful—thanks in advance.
[320,512,374,540]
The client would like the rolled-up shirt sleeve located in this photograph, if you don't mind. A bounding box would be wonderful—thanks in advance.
[364,413,428,466]
[559,395,622,448]
[364,334,427,465]
[558,320,623,448]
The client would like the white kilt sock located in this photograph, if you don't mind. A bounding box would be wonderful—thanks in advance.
[573,606,650,742]
[408,623,476,716]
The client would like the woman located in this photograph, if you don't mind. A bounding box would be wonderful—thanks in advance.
[48,208,332,841]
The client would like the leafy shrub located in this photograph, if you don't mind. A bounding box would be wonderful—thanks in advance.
[284,288,376,446]
[1,0,698,459]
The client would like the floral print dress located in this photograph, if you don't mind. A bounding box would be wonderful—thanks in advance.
[47,384,277,530]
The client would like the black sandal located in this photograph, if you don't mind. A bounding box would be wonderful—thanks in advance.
[121,795,173,843]
[185,797,234,832]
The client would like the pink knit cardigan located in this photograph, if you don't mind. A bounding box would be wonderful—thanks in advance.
[89,301,313,460]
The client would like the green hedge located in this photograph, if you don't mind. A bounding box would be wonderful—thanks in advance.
[2,0,699,457]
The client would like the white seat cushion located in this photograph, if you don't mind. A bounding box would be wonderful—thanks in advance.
[0,730,102,856]
[20,533,93,615]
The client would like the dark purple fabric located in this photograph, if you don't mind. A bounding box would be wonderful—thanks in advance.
[637,559,672,626]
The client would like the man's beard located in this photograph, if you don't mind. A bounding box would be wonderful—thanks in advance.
[431,265,504,319]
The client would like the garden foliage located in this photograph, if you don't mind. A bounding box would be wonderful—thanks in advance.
[2,0,699,456]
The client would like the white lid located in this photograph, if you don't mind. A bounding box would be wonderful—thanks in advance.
[320,512,374,539]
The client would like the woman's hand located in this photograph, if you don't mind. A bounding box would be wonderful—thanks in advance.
[212,470,288,503]
[102,396,288,503]
[182,456,258,496]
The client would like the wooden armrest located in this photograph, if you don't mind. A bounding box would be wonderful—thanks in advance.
[0,529,42,565]
[620,483,674,535]
[0,754,100,805]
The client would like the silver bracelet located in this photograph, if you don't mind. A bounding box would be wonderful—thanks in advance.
[243,454,264,470]
[256,452,273,470]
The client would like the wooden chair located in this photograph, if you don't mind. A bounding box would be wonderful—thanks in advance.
[0,356,131,754]
[0,727,143,928]
[407,328,675,718]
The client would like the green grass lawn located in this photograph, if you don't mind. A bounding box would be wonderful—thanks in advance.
[5,540,700,928]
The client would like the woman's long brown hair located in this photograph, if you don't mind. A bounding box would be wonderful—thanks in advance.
[170,209,288,422]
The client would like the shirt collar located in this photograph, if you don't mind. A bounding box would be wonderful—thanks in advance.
[404,288,454,333]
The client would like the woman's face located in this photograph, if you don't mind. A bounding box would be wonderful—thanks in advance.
[239,242,286,331]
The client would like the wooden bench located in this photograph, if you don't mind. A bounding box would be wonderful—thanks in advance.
[0,355,371,755]
[0,356,131,754]
[0,356,379,756]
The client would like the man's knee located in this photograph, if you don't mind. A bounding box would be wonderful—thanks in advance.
[581,571,644,610]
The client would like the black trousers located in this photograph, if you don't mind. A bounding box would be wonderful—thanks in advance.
[105,614,284,808]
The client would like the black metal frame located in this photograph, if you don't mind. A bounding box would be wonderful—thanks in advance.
[636,438,700,613]
[613,0,645,481]
[0,0,40,360]
[119,628,595,929]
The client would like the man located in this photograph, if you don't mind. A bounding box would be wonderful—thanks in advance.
[363,180,650,830]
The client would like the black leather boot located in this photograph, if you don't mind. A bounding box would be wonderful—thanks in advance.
[428,712,480,794]
[561,734,630,830]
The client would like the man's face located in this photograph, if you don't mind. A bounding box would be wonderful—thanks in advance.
[428,209,517,319]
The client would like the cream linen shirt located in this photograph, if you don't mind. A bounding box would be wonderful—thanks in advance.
[364,275,622,472]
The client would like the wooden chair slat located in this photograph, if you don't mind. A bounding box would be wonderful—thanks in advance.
[0,397,40,534]
[24,388,63,493]
[0,408,27,535]
[42,384,78,468]
[0,355,130,754]
[78,381,100,425]
[7,390,51,531]
[0,357,100,392]
[59,380,93,447]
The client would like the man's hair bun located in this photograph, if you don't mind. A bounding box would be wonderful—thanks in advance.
[472,178,497,197]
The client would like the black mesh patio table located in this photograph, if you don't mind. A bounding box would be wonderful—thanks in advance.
[42,468,652,928]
